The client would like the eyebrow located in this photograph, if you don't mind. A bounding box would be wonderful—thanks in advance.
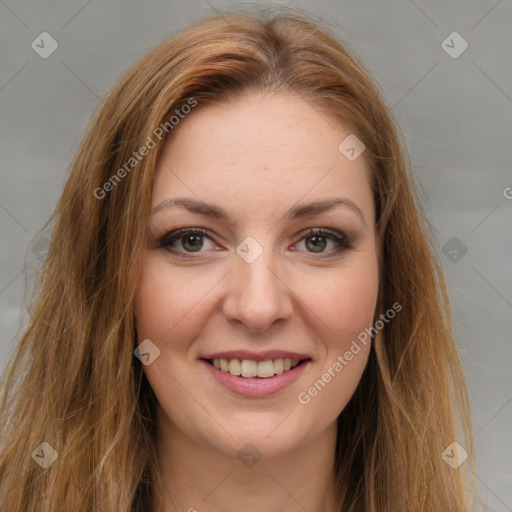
[151,196,366,225]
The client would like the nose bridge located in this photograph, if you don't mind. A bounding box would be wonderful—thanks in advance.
[223,235,293,332]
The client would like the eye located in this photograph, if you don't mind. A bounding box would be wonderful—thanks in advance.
[158,227,352,258]
[158,228,216,256]
[295,228,352,256]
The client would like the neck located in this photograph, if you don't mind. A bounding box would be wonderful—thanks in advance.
[153,408,339,512]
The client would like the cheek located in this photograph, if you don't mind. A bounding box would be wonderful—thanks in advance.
[293,255,379,344]
[293,267,377,421]
[133,255,211,345]
[334,266,379,338]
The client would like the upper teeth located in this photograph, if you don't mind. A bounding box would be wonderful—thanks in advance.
[212,358,300,378]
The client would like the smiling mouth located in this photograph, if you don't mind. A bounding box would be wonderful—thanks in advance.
[203,357,312,379]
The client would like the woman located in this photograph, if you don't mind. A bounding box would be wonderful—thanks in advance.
[0,8,477,511]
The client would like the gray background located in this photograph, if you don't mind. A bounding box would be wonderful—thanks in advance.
[1,0,511,509]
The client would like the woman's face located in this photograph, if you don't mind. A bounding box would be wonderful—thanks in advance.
[134,92,379,459]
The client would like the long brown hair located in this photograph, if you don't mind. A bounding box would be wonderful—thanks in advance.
[0,7,478,511]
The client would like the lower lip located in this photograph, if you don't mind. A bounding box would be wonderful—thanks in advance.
[201,359,311,398]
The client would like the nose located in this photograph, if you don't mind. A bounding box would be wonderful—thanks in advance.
[222,243,294,333]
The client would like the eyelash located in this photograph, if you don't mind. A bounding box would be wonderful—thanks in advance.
[157,227,352,259]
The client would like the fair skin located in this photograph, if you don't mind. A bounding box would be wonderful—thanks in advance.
[134,91,379,512]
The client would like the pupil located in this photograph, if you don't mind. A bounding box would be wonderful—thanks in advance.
[183,234,203,252]
[307,235,326,252]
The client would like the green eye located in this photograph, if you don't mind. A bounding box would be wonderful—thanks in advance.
[299,228,351,255]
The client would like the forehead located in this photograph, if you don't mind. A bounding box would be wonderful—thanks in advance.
[152,92,374,223]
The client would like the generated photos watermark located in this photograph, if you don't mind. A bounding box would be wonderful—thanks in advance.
[94,97,198,200]
[298,301,402,405]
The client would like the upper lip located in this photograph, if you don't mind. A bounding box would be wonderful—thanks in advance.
[200,350,312,362]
